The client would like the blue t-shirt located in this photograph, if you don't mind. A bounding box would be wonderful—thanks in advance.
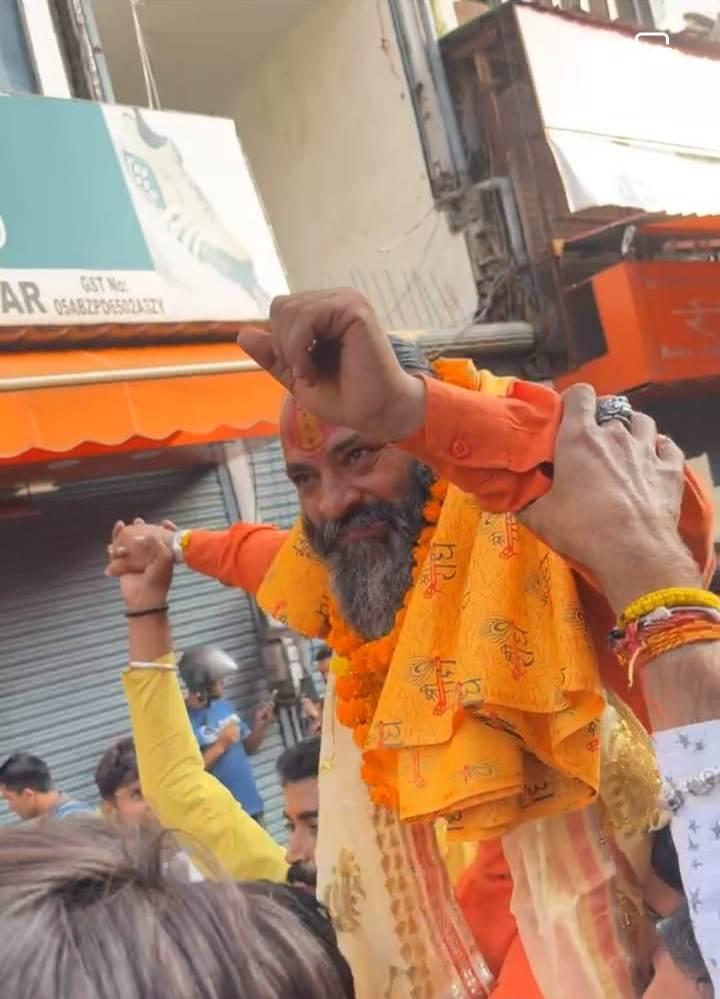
[187,698,263,817]
[54,796,94,819]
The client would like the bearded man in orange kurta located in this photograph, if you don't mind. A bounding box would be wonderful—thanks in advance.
[110,289,712,998]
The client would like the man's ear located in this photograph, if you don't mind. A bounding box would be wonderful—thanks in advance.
[99,799,115,818]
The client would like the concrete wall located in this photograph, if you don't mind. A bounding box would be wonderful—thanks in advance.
[228,0,477,330]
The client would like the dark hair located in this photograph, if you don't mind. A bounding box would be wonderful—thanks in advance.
[95,738,139,802]
[242,882,355,997]
[709,565,720,596]
[651,825,683,894]
[0,817,354,999]
[658,900,710,985]
[0,753,52,794]
[276,738,321,786]
[314,645,332,663]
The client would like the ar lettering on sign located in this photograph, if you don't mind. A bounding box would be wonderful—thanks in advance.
[0,281,47,315]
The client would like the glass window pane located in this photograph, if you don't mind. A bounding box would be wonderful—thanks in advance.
[0,0,37,94]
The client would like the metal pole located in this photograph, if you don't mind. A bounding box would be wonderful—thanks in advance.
[414,0,468,178]
[0,323,536,392]
[0,359,260,392]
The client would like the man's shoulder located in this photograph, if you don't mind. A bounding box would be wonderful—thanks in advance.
[55,797,95,819]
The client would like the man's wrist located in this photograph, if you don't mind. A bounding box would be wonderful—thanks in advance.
[384,374,427,442]
[594,533,702,615]
[124,595,171,615]
[172,529,191,564]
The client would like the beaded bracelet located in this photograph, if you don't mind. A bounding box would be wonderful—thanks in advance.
[619,587,720,627]
[610,606,720,685]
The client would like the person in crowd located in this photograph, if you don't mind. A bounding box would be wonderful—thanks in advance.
[95,735,204,881]
[301,646,331,736]
[179,645,273,823]
[112,532,288,883]
[0,752,93,821]
[0,816,355,999]
[314,644,332,681]
[107,289,716,998]
[517,385,720,995]
[95,736,153,826]
[649,903,712,998]
[643,826,711,997]
[277,736,321,886]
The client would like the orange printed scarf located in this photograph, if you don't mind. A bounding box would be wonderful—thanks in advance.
[257,363,605,841]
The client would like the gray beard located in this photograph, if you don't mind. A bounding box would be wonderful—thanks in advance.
[303,463,434,641]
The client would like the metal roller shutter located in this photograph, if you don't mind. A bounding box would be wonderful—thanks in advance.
[249,438,327,697]
[250,437,299,529]
[0,464,287,841]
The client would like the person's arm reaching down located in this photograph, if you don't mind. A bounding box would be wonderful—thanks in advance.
[517,384,720,987]
[117,529,287,882]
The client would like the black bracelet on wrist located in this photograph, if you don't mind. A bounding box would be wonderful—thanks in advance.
[125,604,169,619]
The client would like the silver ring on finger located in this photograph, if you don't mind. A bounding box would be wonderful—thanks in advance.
[596,395,632,429]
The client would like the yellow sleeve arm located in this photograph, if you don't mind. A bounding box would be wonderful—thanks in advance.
[122,663,288,882]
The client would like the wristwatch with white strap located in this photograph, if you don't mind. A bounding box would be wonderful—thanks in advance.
[171,529,192,564]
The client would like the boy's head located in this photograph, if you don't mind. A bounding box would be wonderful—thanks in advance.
[95,738,153,827]
[0,753,54,820]
[314,646,332,680]
[277,737,321,886]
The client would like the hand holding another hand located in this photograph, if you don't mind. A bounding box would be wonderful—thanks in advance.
[106,518,175,580]
[108,523,174,612]
[518,384,700,612]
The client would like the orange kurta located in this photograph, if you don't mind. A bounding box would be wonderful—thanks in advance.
[184,373,712,998]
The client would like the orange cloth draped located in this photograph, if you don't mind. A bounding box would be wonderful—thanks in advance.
[258,463,604,839]
[257,363,685,840]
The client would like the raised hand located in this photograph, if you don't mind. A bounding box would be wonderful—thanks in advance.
[518,384,697,611]
[106,518,174,579]
[254,702,275,729]
[236,289,426,441]
[111,530,175,612]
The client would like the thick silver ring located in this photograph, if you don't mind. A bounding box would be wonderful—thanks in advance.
[596,395,632,429]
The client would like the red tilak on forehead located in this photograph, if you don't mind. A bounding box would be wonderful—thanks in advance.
[280,397,336,453]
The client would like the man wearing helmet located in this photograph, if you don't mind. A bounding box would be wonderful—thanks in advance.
[180,645,274,823]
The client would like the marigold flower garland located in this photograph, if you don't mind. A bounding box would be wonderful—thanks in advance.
[328,479,448,806]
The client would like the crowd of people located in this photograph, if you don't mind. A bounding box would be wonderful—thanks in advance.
[0,287,718,997]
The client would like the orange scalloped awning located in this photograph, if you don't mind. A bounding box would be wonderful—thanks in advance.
[0,343,284,464]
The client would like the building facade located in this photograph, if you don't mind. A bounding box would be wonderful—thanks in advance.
[3,0,720,830]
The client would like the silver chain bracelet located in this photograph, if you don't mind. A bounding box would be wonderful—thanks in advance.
[663,767,720,814]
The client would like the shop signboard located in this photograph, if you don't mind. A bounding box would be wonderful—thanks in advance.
[0,94,288,346]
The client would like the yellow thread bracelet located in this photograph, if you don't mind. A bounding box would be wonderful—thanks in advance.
[179,529,192,553]
[619,587,720,627]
